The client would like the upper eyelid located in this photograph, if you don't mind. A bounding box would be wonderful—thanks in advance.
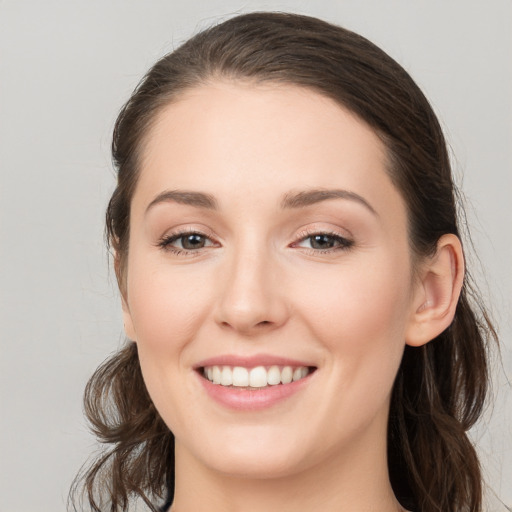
[294,225,353,241]
[159,226,217,241]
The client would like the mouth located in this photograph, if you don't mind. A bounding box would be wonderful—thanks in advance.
[200,365,315,389]
[194,355,317,410]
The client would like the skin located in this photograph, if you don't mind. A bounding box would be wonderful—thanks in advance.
[122,81,464,512]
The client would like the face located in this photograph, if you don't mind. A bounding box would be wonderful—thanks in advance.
[123,81,419,479]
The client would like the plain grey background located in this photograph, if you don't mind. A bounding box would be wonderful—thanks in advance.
[0,1,510,510]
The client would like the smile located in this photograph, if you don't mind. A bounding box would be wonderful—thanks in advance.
[195,356,317,410]
[202,365,311,388]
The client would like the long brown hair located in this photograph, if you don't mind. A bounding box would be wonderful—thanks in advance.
[70,12,497,512]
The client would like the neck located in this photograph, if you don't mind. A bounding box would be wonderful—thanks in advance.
[171,420,402,512]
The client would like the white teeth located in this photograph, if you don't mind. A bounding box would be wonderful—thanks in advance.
[212,366,222,384]
[220,366,233,386]
[281,366,293,384]
[232,366,249,387]
[267,365,281,385]
[249,366,267,388]
[202,364,311,388]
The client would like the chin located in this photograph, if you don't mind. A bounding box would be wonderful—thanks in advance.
[207,450,304,480]
[180,425,311,479]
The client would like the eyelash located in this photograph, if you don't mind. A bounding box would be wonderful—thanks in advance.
[157,229,354,256]
[292,229,354,254]
[157,229,217,257]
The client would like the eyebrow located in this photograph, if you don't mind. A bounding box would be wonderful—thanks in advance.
[145,190,218,214]
[281,189,377,215]
[145,188,376,216]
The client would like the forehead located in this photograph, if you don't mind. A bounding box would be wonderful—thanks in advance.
[133,81,405,225]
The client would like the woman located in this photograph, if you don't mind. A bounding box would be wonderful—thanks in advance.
[72,12,496,512]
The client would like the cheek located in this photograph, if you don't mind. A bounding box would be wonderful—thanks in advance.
[126,259,212,352]
[125,256,215,429]
[303,255,410,328]
[298,257,411,383]
[299,263,411,443]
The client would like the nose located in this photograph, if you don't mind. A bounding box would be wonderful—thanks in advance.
[214,246,289,336]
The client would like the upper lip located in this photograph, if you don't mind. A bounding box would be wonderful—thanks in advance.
[194,353,316,369]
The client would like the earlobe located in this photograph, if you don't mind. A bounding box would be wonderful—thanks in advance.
[406,234,464,347]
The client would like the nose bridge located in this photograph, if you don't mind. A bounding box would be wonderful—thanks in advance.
[215,236,287,333]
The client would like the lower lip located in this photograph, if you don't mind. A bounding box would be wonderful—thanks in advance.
[197,372,312,411]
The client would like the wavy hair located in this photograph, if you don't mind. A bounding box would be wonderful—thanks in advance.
[70,12,496,512]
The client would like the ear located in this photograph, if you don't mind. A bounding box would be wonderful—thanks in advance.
[406,234,464,347]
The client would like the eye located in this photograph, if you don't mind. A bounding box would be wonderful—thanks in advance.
[176,233,209,250]
[158,231,216,253]
[294,232,353,252]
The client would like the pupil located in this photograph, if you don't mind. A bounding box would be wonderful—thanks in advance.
[182,234,205,249]
[311,235,334,249]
